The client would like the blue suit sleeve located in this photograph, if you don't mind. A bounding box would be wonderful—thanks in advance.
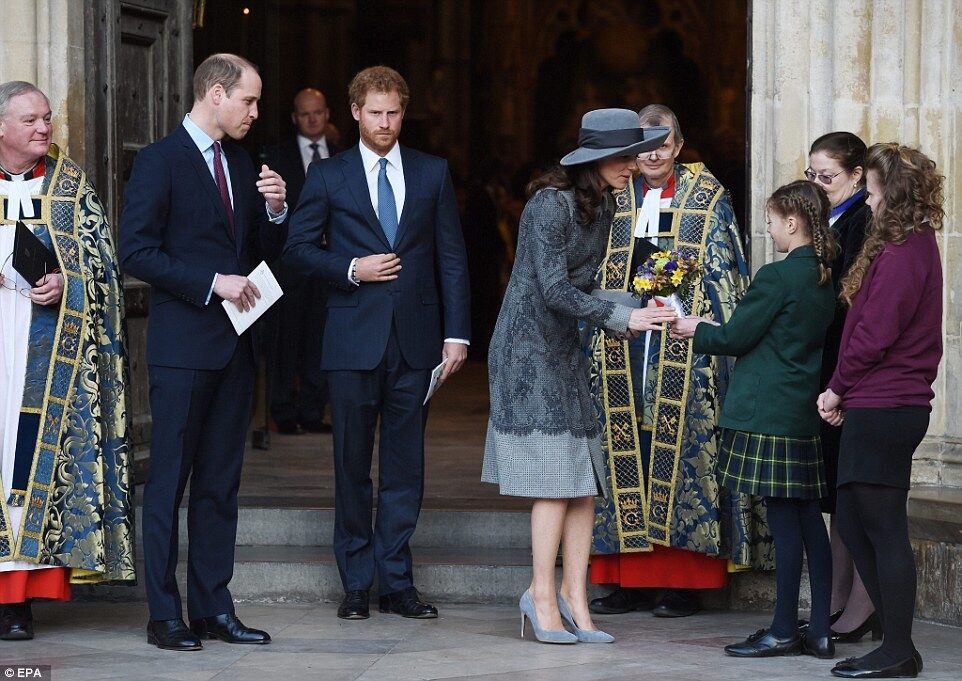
[283,162,353,288]
[433,160,471,341]
[118,145,215,307]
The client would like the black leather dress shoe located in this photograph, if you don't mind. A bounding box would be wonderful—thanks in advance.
[379,587,438,619]
[146,619,202,651]
[724,628,803,657]
[589,588,655,615]
[653,589,700,618]
[831,655,920,678]
[190,613,270,644]
[802,632,836,659]
[337,590,370,620]
[0,602,33,641]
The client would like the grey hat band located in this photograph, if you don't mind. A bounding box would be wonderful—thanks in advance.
[578,127,646,149]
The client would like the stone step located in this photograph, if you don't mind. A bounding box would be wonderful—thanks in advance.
[135,506,532,549]
[76,545,549,605]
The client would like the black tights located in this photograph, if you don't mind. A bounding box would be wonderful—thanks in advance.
[836,483,916,665]
[765,497,833,638]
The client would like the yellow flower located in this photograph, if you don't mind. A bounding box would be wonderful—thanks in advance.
[633,276,652,292]
[671,269,685,286]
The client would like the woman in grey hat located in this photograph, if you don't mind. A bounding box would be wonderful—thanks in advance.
[482,109,673,644]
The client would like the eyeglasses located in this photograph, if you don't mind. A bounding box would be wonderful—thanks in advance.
[640,145,675,161]
[804,168,845,185]
[1,252,37,298]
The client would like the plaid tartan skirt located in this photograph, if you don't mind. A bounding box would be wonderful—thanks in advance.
[717,428,827,499]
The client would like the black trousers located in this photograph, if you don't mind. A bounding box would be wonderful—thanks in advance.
[142,342,254,621]
[327,328,431,596]
[268,280,327,425]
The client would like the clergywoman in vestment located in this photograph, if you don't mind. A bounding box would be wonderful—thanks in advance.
[482,109,673,644]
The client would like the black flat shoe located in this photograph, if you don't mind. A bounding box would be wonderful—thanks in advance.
[802,632,836,659]
[653,589,700,618]
[0,602,33,641]
[589,588,655,615]
[337,590,370,620]
[832,613,883,643]
[146,619,202,651]
[831,655,920,678]
[190,613,270,644]
[724,628,803,657]
[379,587,438,619]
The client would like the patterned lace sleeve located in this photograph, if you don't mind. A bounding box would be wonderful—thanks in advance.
[529,189,630,333]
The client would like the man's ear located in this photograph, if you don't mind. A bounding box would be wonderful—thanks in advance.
[351,103,361,122]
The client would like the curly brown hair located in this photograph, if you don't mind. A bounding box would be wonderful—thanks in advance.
[348,66,410,109]
[839,143,944,306]
[525,163,610,227]
[767,180,838,285]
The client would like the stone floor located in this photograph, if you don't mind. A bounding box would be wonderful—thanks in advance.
[3,602,962,681]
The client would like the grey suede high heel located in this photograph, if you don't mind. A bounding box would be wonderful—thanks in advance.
[519,590,577,644]
[557,593,615,643]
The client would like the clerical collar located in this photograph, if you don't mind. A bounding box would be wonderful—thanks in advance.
[643,171,676,197]
[831,188,865,219]
[0,157,45,181]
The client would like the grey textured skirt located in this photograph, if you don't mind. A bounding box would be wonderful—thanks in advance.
[481,422,608,499]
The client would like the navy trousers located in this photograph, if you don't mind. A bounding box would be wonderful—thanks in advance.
[327,328,431,596]
[142,342,254,621]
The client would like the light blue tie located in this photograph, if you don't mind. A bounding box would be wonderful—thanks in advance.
[377,158,398,246]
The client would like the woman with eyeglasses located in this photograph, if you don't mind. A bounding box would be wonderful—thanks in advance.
[803,133,879,644]
[588,104,765,621]
[818,143,943,678]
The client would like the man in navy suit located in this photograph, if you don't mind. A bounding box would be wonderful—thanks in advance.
[120,53,288,651]
[261,88,339,434]
[285,66,470,620]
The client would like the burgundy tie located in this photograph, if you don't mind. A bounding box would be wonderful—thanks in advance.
[212,141,235,237]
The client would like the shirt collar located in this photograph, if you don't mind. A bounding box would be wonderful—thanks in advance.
[183,114,217,154]
[831,188,866,219]
[298,134,327,151]
[359,140,401,174]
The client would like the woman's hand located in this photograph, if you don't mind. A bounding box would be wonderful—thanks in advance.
[627,306,676,332]
[817,388,844,426]
[669,316,705,339]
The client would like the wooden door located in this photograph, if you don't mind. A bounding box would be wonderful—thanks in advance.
[84,0,193,479]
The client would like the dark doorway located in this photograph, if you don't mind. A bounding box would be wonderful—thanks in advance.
[191,0,749,354]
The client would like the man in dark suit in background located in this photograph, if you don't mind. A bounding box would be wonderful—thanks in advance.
[262,88,339,434]
[120,53,288,651]
[285,66,470,621]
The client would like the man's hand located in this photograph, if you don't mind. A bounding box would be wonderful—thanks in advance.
[257,165,287,214]
[30,273,64,306]
[356,254,401,282]
[215,274,261,312]
[439,342,467,381]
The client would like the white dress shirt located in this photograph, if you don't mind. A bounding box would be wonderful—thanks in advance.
[182,114,288,304]
[298,134,330,174]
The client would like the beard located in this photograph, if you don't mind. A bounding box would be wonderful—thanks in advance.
[358,121,399,154]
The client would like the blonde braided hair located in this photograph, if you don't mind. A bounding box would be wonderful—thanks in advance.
[839,143,944,306]
[767,180,838,285]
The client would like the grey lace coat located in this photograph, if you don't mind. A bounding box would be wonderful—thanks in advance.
[482,187,632,498]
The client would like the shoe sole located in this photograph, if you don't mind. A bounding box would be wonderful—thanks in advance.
[0,633,33,641]
[198,634,271,644]
[146,635,202,651]
[653,609,700,618]
[725,648,802,658]
[337,613,370,620]
[379,608,438,619]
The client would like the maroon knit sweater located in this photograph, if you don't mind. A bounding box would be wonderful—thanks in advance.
[828,227,942,409]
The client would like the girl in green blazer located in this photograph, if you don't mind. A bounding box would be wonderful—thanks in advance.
[673,180,838,661]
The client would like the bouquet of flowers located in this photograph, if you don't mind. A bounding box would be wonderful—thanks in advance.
[632,249,701,317]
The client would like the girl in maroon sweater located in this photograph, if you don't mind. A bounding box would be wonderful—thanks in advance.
[817,143,944,679]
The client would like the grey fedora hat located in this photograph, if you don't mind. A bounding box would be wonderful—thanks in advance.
[560,108,670,166]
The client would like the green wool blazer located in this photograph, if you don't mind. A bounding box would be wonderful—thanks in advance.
[693,245,836,437]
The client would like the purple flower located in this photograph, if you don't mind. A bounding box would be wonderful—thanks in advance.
[664,260,678,272]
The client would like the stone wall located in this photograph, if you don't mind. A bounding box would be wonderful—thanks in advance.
[0,0,87,165]
[749,0,962,489]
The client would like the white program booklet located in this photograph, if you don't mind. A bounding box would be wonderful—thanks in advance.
[221,261,284,335]
[423,359,447,405]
